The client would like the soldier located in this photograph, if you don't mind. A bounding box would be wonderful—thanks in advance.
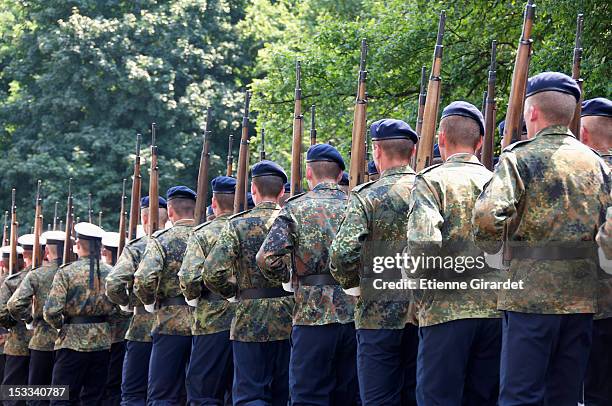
[598,208,612,259]
[206,205,215,222]
[179,176,236,405]
[431,144,443,166]
[472,72,611,405]
[0,235,34,406]
[338,171,349,194]
[257,144,359,405]
[134,187,196,405]
[105,196,168,406]
[406,102,502,405]
[203,160,293,406]
[43,222,115,405]
[7,231,64,405]
[330,119,419,406]
[367,160,380,181]
[579,97,612,405]
[279,182,291,207]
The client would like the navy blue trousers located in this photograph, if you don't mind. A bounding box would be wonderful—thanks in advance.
[499,311,593,406]
[186,331,233,406]
[416,318,501,406]
[50,348,110,406]
[232,340,289,406]
[147,334,191,406]
[3,354,30,406]
[357,324,418,406]
[584,317,612,405]
[289,323,359,405]
[121,340,152,406]
[102,341,125,406]
[28,350,55,406]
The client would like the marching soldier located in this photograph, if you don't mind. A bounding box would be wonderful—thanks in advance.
[206,205,215,222]
[579,97,612,405]
[338,172,349,194]
[367,160,379,181]
[472,72,611,405]
[134,187,196,405]
[179,176,236,404]
[330,119,419,406]
[44,222,115,405]
[7,231,64,405]
[105,196,168,406]
[257,144,359,405]
[203,160,293,406]
[406,102,502,405]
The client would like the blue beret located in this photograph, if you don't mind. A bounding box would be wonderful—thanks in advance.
[211,176,236,194]
[284,182,291,193]
[497,120,527,136]
[246,192,255,209]
[367,161,378,175]
[306,144,346,171]
[581,98,612,118]
[433,144,441,158]
[526,72,581,102]
[250,160,288,183]
[140,196,167,209]
[166,186,196,201]
[339,171,349,186]
[206,205,214,217]
[441,101,485,136]
[370,119,418,143]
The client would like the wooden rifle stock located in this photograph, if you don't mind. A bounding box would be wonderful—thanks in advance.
[290,61,304,196]
[149,124,160,235]
[226,135,234,177]
[32,180,44,268]
[234,91,252,213]
[415,11,446,171]
[8,189,18,274]
[411,66,428,169]
[310,105,317,146]
[348,39,368,190]
[502,0,535,148]
[128,134,142,240]
[62,179,73,265]
[569,13,584,138]
[195,108,212,224]
[118,179,127,256]
[482,40,498,170]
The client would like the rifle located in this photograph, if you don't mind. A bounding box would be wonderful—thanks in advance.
[149,124,160,235]
[128,134,142,240]
[310,105,317,146]
[87,193,93,223]
[348,39,368,189]
[32,180,44,268]
[259,128,266,161]
[8,189,18,274]
[290,61,304,196]
[364,141,370,183]
[226,135,234,177]
[502,0,536,148]
[482,40,498,170]
[98,211,102,227]
[569,13,584,138]
[62,179,73,265]
[118,179,127,256]
[415,11,446,171]
[194,108,212,225]
[233,91,252,213]
[411,66,428,169]
[53,202,58,231]
[2,211,8,246]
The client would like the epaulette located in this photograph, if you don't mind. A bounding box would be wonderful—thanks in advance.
[285,192,307,204]
[151,227,171,239]
[588,147,603,157]
[193,219,213,232]
[126,235,145,246]
[5,272,23,281]
[229,208,253,220]
[502,138,535,152]
[417,162,443,176]
[58,263,71,270]
[351,180,376,194]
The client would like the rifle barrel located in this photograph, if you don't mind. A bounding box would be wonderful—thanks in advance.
[348,39,369,190]
[310,105,317,146]
[290,61,304,196]
[233,91,252,213]
[194,108,212,224]
[149,124,160,235]
[482,40,498,170]
[128,133,142,240]
[570,13,584,137]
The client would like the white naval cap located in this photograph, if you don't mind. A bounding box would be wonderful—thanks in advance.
[1,245,24,257]
[74,222,104,240]
[40,230,66,245]
[102,232,120,249]
[18,233,45,250]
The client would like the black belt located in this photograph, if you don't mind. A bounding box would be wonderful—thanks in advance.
[159,296,188,307]
[509,246,596,261]
[238,287,292,300]
[298,274,339,286]
[201,290,223,301]
[65,316,107,324]
[134,306,148,315]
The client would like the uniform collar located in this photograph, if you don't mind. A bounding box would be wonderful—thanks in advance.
[173,219,195,226]
[381,164,416,178]
[313,182,340,191]
[445,153,481,164]
[215,212,233,219]
[535,125,575,139]
[255,201,279,210]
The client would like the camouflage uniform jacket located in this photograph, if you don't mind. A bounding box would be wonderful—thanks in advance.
[406,154,502,327]
[106,235,154,342]
[473,126,611,314]
[0,274,6,355]
[134,219,194,336]
[203,202,294,342]
[7,263,58,351]
[43,258,114,352]
[330,165,417,330]
[257,183,356,326]
[108,308,131,343]
[595,153,612,319]
[0,268,32,356]
[179,213,234,336]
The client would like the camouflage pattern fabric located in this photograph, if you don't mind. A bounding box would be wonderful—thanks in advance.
[330,165,417,330]
[0,269,33,356]
[43,257,114,352]
[406,153,501,326]
[134,219,194,336]
[473,125,611,314]
[203,202,294,342]
[108,308,131,343]
[7,263,58,351]
[0,274,6,355]
[257,182,355,326]
[595,154,612,320]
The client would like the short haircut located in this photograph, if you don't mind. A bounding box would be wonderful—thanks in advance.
[583,116,612,148]
[213,193,235,212]
[373,138,414,161]
[307,161,342,181]
[526,91,576,126]
[168,198,196,217]
[253,176,284,198]
[439,115,481,149]
[141,207,169,223]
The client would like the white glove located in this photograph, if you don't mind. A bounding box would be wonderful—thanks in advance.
[226,296,238,303]
[186,298,199,307]
[25,321,34,330]
[599,247,612,275]
[282,282,294,293]
[119,305,132,313]
[343,287,361,297]
[144,304,155,313]
[484,247,507,270]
